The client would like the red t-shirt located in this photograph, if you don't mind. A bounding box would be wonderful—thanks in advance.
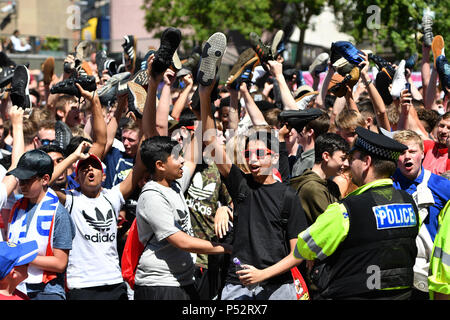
[423,140,450,175]
[0,290,29,300]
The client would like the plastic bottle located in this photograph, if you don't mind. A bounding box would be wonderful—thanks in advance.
[233,257,259,291]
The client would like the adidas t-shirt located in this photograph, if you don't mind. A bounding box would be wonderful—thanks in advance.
[64,185,125,289]
[185,162,232,268]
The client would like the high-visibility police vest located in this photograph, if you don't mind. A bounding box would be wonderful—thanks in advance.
[317,185,419,299]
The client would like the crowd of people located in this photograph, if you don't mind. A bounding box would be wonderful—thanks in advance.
[0,10,449,301]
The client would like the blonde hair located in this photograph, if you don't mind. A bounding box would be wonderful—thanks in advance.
[393,130,424,151]
[335,108,365,130]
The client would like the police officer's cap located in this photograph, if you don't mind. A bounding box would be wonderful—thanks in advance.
[351,126,407,161]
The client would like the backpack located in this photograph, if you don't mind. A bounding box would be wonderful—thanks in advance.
[121,218,145,290]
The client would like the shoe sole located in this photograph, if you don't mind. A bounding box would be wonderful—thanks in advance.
[43,57,55,85]
[128,81,147,116]
[226,55,259,86]
[309,53,329,74]
[198,32,227,86]
[271,30,284,57]
[432,35,445,68]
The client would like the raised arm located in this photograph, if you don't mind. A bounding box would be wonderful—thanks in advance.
[170,73,194,121]
[2,106,24,196]
[358,52,391,130]
[267,60,298,110]
[397,89,430,139]
[316,62,335,108]
[200,79,232,178]
[156,68,176,136]
[76,83,107,159]
[239,82,268,126]
[105,94,128,156]
[142,54,164,139]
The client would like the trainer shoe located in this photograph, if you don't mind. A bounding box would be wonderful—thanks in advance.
[182,52,201,73]
[330,41,364,66]
[76,40,90,62]
[308,52,329,75]
[152,27,182,76]
[271,30,285,58]
[230,58,258,90]
[98,72,131,106]
[436,55,450,94]
[50,76,96,98]
[140,49,156,71]
[295,91,318,110]
[375,70,394,105]
[432,35,445,68]
[249,32,273,68]
[328,67,360,97]
[10,65,30,110]
[198,32,227,86]
[96,50,117,77]
[122,35,137,73]
[368,53,395,79]
[390,60,406,98]
[42,56,55,86]
[405,53,418,71]
[171,50,182,71]
[226,48,258,87]
[0,65,15,88]
[127,81,147,118]
[422,10,434,47]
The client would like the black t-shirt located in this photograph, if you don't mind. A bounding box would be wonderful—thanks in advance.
[224,165,308,285]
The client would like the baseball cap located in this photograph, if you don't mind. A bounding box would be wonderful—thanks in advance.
[7,149,54,180]
[0,240,38,280]
[75,153,105,176]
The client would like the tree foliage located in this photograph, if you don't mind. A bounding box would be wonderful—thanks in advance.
[142,0,273,45]
[330,0,450,60]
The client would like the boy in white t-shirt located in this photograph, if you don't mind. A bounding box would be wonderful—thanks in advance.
[50,138,148,300]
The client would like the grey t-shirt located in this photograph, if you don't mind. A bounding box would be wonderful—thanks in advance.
[291,148,315,178]
[134,172,195,287]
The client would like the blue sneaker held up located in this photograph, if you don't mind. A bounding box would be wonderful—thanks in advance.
[331,41,364,66]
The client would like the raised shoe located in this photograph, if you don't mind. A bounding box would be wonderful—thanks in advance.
[197,32,227,86]
[308,52,329,75]
[390,60,406,98]
[436,55,450,93]
[10,65,30,110]
[226,48,258,88]
[432,35,445,68]
[50,76,96,98]
[422,10,434,47]
[249,32,273,67]
[152,27,182,76]
[122,35,137,73]
[271,30,285,58]
[331,41,364,66]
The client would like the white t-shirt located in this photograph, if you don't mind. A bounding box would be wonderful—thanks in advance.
[64,185,125,289]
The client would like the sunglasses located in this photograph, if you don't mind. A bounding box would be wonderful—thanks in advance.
[243,148,273,160]
[40,139,56,146]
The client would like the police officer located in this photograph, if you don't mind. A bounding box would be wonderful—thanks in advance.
[428,200,450,300]
[293,127,420,300]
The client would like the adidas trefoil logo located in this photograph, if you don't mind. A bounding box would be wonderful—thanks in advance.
[187,172,216,201]
[82,207,114,232]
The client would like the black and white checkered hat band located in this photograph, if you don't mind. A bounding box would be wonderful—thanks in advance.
[355,137,401,161]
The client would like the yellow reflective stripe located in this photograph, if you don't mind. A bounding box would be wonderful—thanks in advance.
[294,202,349,261]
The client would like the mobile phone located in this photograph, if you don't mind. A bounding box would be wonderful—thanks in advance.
[405,83,411,93]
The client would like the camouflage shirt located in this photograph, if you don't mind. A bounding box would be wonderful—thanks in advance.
[185,162,232,268]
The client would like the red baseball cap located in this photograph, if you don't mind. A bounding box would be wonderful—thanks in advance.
[75,154,105,176]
